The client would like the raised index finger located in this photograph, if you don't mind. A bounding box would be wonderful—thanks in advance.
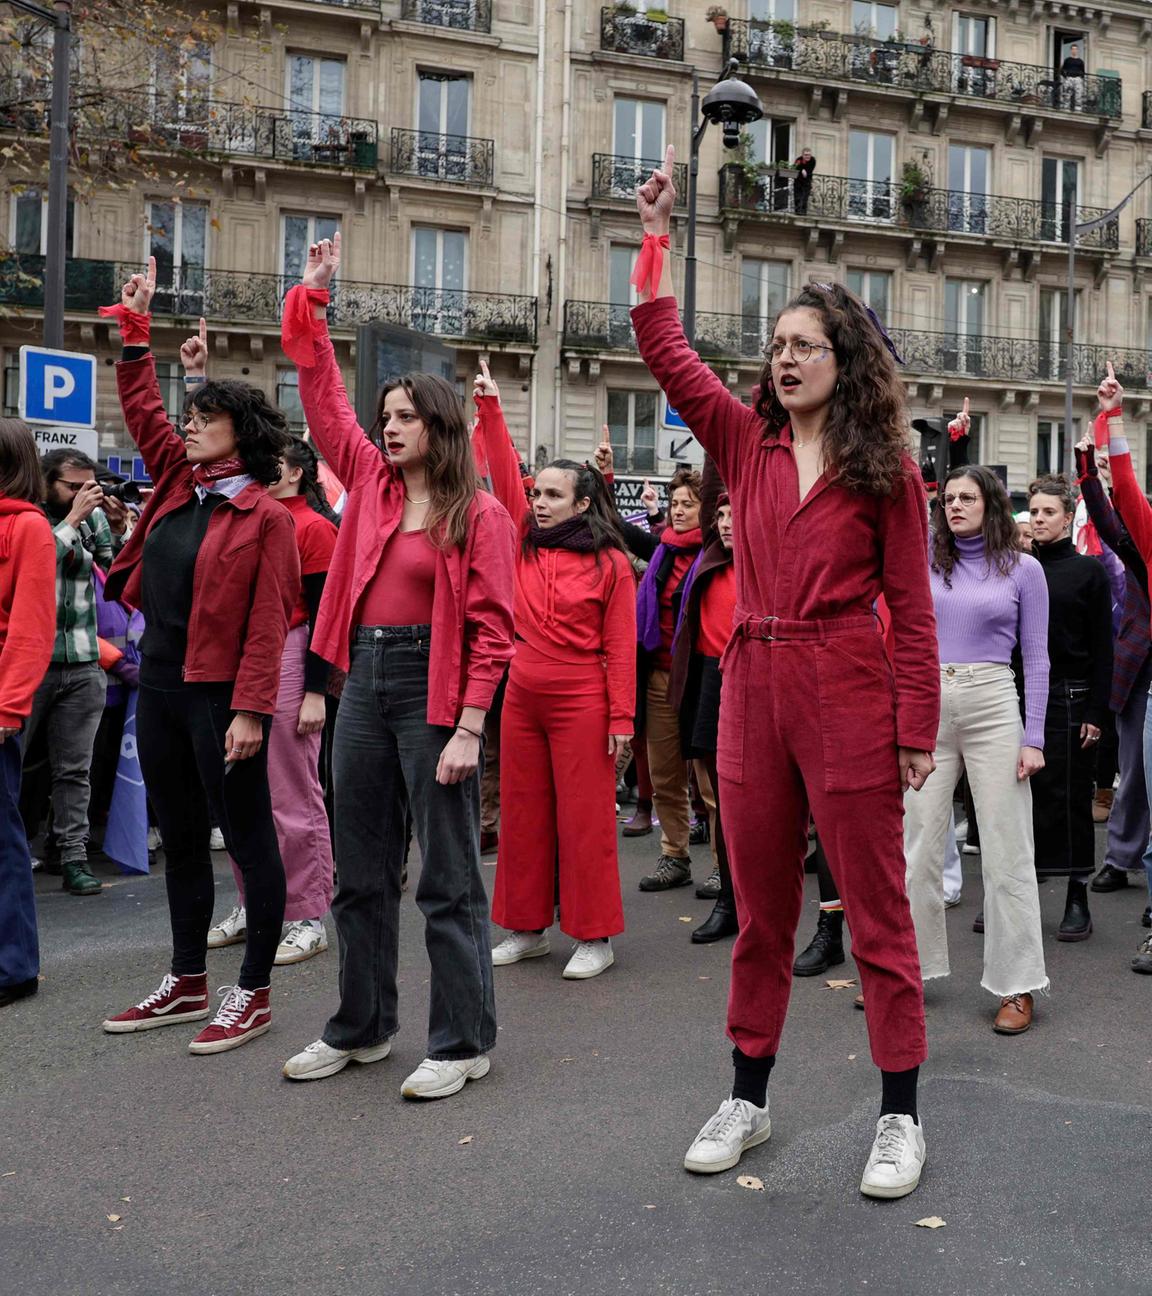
[962,396,970,417]
[663,144,675,175]
[480,359,491,381]
[145,255,156,290]
[198,317,207,346]
[1106,360,1116,382]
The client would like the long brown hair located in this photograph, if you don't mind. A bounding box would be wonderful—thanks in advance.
[931,465,1022,588]
[754,282,910,496]
[0,418,46,502]
[370,374,478,550]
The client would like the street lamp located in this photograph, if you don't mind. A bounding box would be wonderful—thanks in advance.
[1063,170,1152,472]
[683,58,763,347]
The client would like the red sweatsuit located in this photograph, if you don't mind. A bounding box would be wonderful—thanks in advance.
[633,297,939,1071]
[0,500,56,728]
[475,397,637,940]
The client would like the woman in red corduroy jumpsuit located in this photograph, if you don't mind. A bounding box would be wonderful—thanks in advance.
[632,150,940,1200]
[474,366,637,981]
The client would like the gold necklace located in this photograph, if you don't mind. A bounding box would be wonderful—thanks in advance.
[405,493,430,504]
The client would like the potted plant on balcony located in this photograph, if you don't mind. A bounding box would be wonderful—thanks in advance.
[644,6,669,20]
[900,159,931,224]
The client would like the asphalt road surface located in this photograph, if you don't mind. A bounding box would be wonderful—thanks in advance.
[3,820,1150,1296]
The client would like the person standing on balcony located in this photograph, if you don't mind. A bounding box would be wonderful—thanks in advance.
[631,148,939,1200]
[792,148,816,216]
[472,364,636,981]
[278,234,517,1098]
[1060,44,1086,111]
[99,260,301,1054]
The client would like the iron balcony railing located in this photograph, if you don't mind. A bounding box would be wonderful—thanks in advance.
[591,152,687,202]
[717,164,1120,251]
[600,7,685,62]
[400,0,492,32]
[563,299,639,351]
[390,128,494,186]
[0,256,538,344]
[0,86,380,170]
[722,24,1122,121]
[1138,219,1152,258]
[1144,91,1152,129]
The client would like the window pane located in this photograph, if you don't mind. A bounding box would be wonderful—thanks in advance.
[149,201,176,283]
[15,191,41,254]
[607,390,630,463]
[639,101,663,163]
[442,231,466,290]
[288,55,313,112]
[418,75,441,134]
[278,369,305,428]
[316,216,340,244]
[609,246,637,305]
[764,261,789,316]
[413,228,437,288]
[614,98,638,158]
[445,77,469,137]
[181,203,207,268]
[318,59,345,118]
[741,261,762,319]
[283,215,309,280]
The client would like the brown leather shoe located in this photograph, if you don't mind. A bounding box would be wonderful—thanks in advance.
[622,808,653,837]
[993,993,1033,1035]
[1092,788,1114,823]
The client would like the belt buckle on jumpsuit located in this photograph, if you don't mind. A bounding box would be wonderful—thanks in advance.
[757,616,778,642]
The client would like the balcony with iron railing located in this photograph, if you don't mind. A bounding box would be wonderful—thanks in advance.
[390,128,494,186]
[600,7,685,62]
[1144,91,1152,130]
[1138,219,1152,258]
[722,24,1122,121]
[718,164,1120,251]
[591,153,687,202]
[0,256,538,345]
[400,0,491,32]
[0,86,380,170]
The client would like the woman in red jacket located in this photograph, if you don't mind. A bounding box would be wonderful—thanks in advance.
[279,235,517,1099]
[0,419,57,1009]
[633,150,938,1199]
[100,263,301,1054]
[473,366,636,980]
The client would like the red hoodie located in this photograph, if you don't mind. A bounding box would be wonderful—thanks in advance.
[0,498,57,727]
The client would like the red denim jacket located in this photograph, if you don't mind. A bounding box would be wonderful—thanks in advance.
[295,324,516,726]
[106,355,300,715]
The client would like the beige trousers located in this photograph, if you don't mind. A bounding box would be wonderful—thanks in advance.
[645,668,691,860]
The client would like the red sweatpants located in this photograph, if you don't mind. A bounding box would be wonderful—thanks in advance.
[718,620,927,1072]
[492,644,625,940]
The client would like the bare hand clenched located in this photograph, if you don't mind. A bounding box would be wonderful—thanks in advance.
[636,145,677,236]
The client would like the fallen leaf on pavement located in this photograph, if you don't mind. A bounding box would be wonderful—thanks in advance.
[106,1214,122,1223]
[915,1217,946,1229]
[825,979,857,990]
[120,1197,131,1203]
[643,1205,656,1210]
[736,1175,764,1192]
[1,1172,15,1178]
[698,976,711,981]
[847,1054,857,1060]
[678,916,693,923]
[458,1136,474,1145]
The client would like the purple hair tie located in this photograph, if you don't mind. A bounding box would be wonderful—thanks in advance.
[811,281,904,366]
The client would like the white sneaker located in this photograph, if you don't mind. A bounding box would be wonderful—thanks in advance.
[401,1054,490,1099]
[944,892,962,909]
[275,919,328,965]
[562,939,614,980]
[491,931,549,966]
[209,826,226,852]
[683,1097,772,1174]
[206,905,246,949]
[859,1114,926,1199]
[283,1037,391,1081]
[147,827,162,852]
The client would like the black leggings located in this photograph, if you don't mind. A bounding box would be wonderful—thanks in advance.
[137,674,286,989]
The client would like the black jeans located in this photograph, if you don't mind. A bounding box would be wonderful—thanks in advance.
[137,670,285,988]
[1032,679,1096,879]
[323,626,496,1060]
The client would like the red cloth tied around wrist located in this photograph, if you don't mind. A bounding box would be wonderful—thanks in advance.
[1093,406,1122,450]
[281,284,331,367]
[191,457,248,488]
[98,303,151,345]
[630,233,670,299]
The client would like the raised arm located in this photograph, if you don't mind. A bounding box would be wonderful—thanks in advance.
[631,147,763,485]
[472,362,529,525]
[1095,363,1152,568]
[283,234,385,491]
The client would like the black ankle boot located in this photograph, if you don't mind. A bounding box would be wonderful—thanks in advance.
[1057,880,1092,942]
[792,909,845,976]
[691,899,738,944]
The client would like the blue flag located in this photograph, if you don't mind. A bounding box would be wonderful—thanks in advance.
[103,692,149,875]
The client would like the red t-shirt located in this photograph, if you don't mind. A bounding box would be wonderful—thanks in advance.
[356,528,438,627]
[280,493,338,629]
[695,563,736,658]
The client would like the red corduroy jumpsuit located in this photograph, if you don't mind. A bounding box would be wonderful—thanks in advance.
[475,398,637,940]
[633,298,939,1072]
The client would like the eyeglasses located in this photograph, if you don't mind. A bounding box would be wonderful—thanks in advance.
[767,339,833,364]
[942,491,980,507]
[186,411,213,433]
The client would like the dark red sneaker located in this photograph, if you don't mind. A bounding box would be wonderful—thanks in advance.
[103,973,210,1033]
[188,985,271,1054]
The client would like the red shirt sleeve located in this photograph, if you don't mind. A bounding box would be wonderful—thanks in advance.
[603,550,638,730]
[0,513,56,728]
[298,513,337,576]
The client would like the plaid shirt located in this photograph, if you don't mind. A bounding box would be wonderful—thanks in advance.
[47,507,122,664]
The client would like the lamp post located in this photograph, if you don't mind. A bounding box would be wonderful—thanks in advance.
[683,58,763,348]
[10,0,73,349]
[1064,170,1152,472]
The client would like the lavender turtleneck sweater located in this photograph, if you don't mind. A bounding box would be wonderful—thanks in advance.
[931,534,1050,748]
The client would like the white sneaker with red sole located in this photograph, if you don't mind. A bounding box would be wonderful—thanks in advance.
[103,973,210,1033]
[188,985,271,1054]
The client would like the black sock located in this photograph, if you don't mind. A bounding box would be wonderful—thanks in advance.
[731,1046,775,1107]
[880,1066,919,1122]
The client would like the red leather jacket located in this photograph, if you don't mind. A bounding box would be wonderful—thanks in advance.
[106,355,300,715]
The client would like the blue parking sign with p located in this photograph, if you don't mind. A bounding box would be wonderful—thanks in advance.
[19,346,97,428]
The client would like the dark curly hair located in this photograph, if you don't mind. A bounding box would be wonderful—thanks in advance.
[754,281,911,496]
[668,466,702,501]
[931,465,1022,588]
[281,435,339,524]
[186,381,291,486]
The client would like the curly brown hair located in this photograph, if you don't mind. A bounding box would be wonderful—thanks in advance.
[1027,473,1076,514]
[754,282,911,496]
[931,466,1022,588]
[668,466,702,500]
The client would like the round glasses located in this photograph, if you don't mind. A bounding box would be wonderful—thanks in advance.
[767,339,833,364]
[942,491,980,507]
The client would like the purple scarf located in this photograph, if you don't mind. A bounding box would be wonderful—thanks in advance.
[636,529,703,652]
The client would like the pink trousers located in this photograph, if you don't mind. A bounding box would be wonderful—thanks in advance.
[232,625,334,921]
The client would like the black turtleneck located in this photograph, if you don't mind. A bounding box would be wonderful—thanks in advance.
[1032,536,1113,725]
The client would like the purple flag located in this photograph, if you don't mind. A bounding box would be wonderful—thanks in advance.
[103,692,149,875]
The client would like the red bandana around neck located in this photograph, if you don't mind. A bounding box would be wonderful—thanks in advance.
[661,526,703,550]
[192,457,248,488]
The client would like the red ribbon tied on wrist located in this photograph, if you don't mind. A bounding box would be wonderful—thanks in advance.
[630,233,670,299]
[98,303,151,346]
[281,285,331,368]
[1093,406,1121,451]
